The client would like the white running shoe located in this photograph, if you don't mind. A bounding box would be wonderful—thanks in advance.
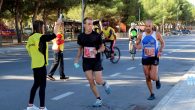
[27,105,39,110]
[39,107,48,110]
[104,82,111,94]
[92,99,102,107]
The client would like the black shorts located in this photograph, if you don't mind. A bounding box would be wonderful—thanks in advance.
[142,57,159,65]
[82,61,103,72]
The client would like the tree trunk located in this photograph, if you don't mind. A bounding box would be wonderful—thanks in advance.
[83,0,87,16]
[0,0,3,12]
[43,8,47,33]
[15,0,21,43]
[32,1,41,23]
[20,18,23,41]
[57,8,62,18]
[0,0,3,46]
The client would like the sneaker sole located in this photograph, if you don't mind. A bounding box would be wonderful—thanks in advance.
[47,76,55,81]
[92,105,102,107]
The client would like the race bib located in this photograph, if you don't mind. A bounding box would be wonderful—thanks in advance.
[144,47,155,57]
[84,47,96,58]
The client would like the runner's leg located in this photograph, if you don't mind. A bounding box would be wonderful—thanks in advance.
[150,65,158,81]
[85,70,100,98]
[143,65,153,94]
[94,71,104,85]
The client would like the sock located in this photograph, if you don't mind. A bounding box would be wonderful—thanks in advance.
[102,81,106,86]
[97,97,101,100]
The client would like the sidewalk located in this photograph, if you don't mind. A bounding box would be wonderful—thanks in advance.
[153,65,195,110]
[0,41,78,54]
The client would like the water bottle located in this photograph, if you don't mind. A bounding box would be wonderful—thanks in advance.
[74,63,80,69]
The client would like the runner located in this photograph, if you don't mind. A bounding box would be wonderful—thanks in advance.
[74,17,111,107]
[135,20,165,100]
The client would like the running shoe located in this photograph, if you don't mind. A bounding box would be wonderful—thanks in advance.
[147,94,155,100]
[39,107,48,110]
[92,99,102,107]
[156,77,161,89]
[104,82,111,94]
[60,76,69,80]
[27,105,39,110]
[47,75,55,81]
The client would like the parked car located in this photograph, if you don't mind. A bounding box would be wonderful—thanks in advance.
[0,22,16,37]
[181,29,191,34]
[23,28,32,35]
[171,30,182,35]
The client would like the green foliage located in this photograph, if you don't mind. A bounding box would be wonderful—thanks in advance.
[1,0,195,28]
[140,0,195,24]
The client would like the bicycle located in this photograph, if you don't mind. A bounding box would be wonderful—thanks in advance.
[129,39,136,60]
[101,41,120,64]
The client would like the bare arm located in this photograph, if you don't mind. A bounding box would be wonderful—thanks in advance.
[74,46,83,63]
[97,44,105,53]
[92,43,105,55]
[135,33,142,49]
[156,32,165,52]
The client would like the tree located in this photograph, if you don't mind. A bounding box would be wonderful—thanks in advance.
[0,0,3,11]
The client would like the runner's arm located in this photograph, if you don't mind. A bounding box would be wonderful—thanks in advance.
[97,44,105,53]
[135,34,142,49]
[74,46,83,63]
[156,32,165,52]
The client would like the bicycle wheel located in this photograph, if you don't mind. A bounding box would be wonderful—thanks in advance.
[101,46,110,62]
[131,45,136,60]
[131,53,135,60]
[110,46,120,64]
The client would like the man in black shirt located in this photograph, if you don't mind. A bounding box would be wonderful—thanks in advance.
[74,17,111,107]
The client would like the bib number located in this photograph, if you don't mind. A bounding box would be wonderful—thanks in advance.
[144,47,155,57]
[84,47,96,58]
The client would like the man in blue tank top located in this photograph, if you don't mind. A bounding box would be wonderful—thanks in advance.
[135,20,165,100]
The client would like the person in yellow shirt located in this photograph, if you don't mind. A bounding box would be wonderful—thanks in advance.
[26,20,60,110]
[101,21,116,59]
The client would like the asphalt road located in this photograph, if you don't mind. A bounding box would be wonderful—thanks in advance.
[0,34,195,110]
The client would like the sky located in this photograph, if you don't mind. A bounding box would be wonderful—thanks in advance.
[187,0,195,6]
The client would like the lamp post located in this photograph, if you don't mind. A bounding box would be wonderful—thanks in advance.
[81,0,84,33]
[162,0,165,36]
[176,4,183,30]
[138,8,140,33]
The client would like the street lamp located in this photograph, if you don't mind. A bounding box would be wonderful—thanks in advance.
[81,0,84,33]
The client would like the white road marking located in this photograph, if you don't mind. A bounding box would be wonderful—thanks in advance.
[110,73,122,77]
[126,67,136,71]
[51,92,74,100]
[85,84,90,87]
[163,53,168,56]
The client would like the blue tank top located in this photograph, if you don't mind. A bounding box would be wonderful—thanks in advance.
[141,31,158,59]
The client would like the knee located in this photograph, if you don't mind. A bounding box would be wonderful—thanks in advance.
[88,79,95,86]
[145,76,151,81]
[95,80,103,85]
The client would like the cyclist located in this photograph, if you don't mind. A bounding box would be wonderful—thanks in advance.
[128,22,138,54]
[101,21,116,59]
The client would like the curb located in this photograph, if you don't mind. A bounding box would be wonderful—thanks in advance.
[153,65,195,110]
